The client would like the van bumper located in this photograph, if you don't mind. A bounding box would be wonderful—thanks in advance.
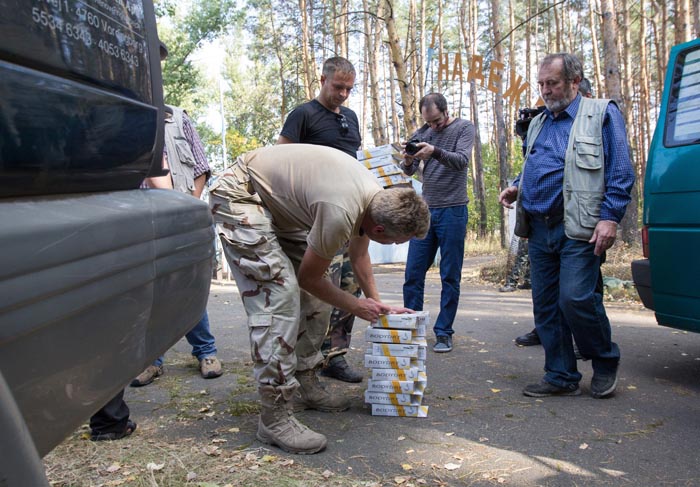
[631,259,654,310]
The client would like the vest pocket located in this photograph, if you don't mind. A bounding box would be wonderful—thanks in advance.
[174,136,197,166]
[574,136,602,170]
[576,193,602,229]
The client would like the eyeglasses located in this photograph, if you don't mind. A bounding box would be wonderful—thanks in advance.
[337,114,349,136]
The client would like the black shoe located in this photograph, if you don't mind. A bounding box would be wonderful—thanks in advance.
[433,335,453,353]
[320,355,363,383]
[499,284,517,292]
[523,381,581,397]
[517,282,531,290]
[515,329,541,346]
[590,369,618,399]
[90,420,137,441]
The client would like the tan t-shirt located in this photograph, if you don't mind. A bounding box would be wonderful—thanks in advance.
[242,144,382,260]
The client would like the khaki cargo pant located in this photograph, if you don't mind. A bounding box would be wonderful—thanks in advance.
[209,160,331,387]
[322,249,361,357]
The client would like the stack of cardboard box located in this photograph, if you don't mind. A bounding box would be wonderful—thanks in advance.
[356,144,413,188]
[363,312,429,417]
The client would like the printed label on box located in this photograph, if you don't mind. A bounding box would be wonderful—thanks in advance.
[371,404,429,417]
[359,153,396,169]
[364,391,423,406]
[367,379,426,395]
[364,354,414,370]
[365,327,413,344]
[370,367,421,381]
[370,343,419,358]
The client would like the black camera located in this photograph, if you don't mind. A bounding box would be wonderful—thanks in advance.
[405,139,421,155]
[514,106,545,140]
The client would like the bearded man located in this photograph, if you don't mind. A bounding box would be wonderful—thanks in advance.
[498,53,634,399]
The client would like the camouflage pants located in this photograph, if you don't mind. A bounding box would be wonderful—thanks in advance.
[321,249,361,358]
[505,237,531,288]
[209,161,331,386]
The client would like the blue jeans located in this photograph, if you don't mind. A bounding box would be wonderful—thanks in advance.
[528,219,620,389]
[154,310,217,366]
[403,205,467,338]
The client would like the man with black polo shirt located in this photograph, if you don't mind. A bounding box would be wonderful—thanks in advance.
[277,57,364,383]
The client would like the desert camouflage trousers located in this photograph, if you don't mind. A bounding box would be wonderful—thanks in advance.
[209,159,331,386]
[322,249,361,358]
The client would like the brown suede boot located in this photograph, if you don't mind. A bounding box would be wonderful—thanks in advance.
[293,369,351,412]
[257,384,327,455]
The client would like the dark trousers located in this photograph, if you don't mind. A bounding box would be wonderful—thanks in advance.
[89,389,129,435]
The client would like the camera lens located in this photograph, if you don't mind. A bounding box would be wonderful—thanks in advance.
[405,140,420,155]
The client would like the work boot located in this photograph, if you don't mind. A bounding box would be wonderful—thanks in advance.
[257,384,327,454]
[320,355,364,383]
[294,369,351,412]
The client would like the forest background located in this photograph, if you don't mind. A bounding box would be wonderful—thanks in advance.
[155,0,700,247]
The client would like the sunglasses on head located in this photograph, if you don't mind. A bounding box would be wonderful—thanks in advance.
[336,114,349,135]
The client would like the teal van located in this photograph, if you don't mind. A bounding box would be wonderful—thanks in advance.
[631,38,700,332]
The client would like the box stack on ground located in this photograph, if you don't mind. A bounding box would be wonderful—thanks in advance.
[356,144,413,188]
[364,312,429,417]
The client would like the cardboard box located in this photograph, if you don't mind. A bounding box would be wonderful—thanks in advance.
[376,314,418,329]
[364,354,416,370]
[371,404,429,417]
[367,379,426,395]
[357,144,395,161]
[370,367,422,381]
[359,154,396,169]
[369,163,403,179]
[364,391,422,406]
[378,173,413,188]
[365,327,413,344]
[370,343,419,358]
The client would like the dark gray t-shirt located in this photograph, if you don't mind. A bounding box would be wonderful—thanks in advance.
[402,118,475,208]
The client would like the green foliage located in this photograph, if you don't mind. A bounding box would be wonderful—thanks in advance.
[156,0,241,106]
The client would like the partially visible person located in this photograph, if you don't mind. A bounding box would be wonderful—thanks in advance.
[399,93,475,353]
[500,236,531,293]
[89,390,136,441]
[512,76,595,348]
[131,104,223,386]
[499,53,634,399]
[210,144,430,454]
[277,57,363,383]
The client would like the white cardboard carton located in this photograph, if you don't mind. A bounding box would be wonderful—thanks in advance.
[376,314,418,329]
[357,144,395,161]
[364,391,422,406]
[359,154,396,169]
[371,404,429,417]
[370,367,422,381]
[370,343,419,358]
[365,327,413,344]
[366,379,426,395]
[369,163,402,179]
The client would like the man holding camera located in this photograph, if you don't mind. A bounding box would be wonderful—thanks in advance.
[399,92,475,353]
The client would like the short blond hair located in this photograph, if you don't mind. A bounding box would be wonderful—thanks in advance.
[370,187,430,239]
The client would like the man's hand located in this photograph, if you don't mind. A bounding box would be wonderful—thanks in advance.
[589,220,617,256]
[353,298,392,323]
[499,186,518,209]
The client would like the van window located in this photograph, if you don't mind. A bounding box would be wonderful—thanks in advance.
[665,47,700,147]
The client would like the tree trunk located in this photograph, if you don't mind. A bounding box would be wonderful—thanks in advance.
[384,0,417,136]
[491,0,509,248]
[601,0,637,244]
[365,0,388,146]
[675,0,691,44]
[588,0,604,97]
[299,0,317,100]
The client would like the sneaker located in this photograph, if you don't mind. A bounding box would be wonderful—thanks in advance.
[320,355,363,383]
[433,336,453,353]
[590,370,618,398]
[200,356,223,379]
[499,284,517,292]
[523,380,581,397]
[515,329,541,346]
[130,365,163,387]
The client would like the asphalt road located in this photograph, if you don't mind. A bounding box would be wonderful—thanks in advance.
[127,257,700,486]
